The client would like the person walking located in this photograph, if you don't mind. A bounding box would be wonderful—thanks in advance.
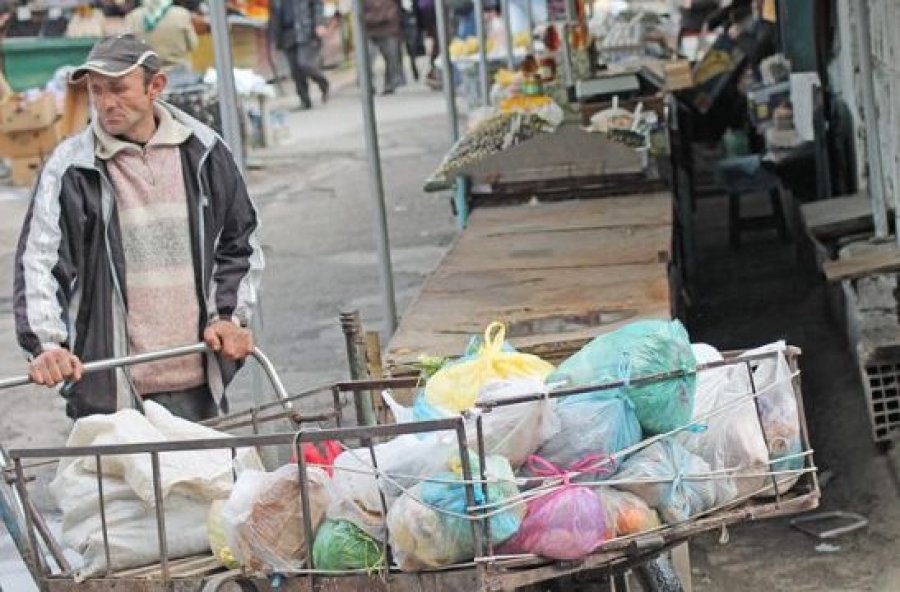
[269,0,330,110]
[364,0,403,95]
[14,35,264,422]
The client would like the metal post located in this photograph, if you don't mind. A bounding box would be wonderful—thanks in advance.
[349,0,399,333]
[501,0,515,68]
[474,0,490,105]
[436,0,459,143]
[525,0,536,54]
[853,0,889,238]
[209,0,245,173]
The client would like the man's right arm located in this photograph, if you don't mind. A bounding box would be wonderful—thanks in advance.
[14,165,79,387]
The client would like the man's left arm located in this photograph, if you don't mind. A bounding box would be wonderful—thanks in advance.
[204,144,265,360]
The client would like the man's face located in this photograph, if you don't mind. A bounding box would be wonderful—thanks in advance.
[86,68,166,139]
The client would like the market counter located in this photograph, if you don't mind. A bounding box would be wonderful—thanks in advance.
[386,192,674,373]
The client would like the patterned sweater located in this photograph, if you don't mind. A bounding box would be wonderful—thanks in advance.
[94,105,205,395]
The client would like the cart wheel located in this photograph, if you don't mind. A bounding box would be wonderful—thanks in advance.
[201,572,260,592]
[634,553,684,592]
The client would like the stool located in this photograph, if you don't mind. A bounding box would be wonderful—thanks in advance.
[715,155,790,249]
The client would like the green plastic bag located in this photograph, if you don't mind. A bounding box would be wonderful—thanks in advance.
[312,520,384,571]
[548,320,696,435]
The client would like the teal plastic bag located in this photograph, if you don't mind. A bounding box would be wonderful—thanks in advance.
[548,320,696,435]
[312,520,383,571]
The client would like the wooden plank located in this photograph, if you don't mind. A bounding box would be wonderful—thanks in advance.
[464,192,672,235]
[824,247,900,282]
[388,263,671,365]
[440,225,671,272]
[800,194,877,240]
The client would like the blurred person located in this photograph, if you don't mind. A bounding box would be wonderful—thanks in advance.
[14,35,264,421]
[125,0,199,72]
[364,0,403,94]
[269,0,331,109]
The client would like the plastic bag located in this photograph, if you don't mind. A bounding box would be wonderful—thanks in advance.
[675,344,769,500]
[290,441,343,475]
[548,320,696,435]
[222,464,330,574]
[498,456,609,560]
[425,322,555,411]
[527,392,640,476]
[312,520,384,571]
[387,455,523,570]
[596,487,660,538]
[385,378,561,468]
[614,440,717,524]
[742,342,803,487]
[208,500,239,569]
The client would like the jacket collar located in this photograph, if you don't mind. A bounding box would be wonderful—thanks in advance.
[93,102,192,160]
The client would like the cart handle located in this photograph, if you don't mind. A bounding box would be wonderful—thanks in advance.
[0,343,291,408]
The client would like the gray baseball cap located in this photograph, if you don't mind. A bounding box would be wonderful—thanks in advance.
[71,34,162,82]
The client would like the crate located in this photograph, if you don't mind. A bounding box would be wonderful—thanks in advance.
[1,36,98,92]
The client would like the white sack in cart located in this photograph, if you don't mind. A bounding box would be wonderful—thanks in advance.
[614,439,718,524]
[675,344,770,500]
[383,377,562,468]
[222,464,330,574]
[328,434,457,540]
[49,402,263,580]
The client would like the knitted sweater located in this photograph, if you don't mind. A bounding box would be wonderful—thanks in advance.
[94,105,205,395]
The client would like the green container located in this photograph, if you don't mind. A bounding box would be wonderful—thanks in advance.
[2,36,99,92]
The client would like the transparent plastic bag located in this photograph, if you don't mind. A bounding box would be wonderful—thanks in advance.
[548,320,696,435]
[674,344,769,500]
[208,500,239,569]
[527,391,641,476]
[425,322,555,411]
[614,440,717,524]
[386,378,561,468]
[312,519,384,571]
[596,486,660,538]
[498,456,609,560]
[222,465,330,574]
[387,455,523,570]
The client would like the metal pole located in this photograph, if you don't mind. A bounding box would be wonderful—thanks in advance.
[474,0,490,105]
[349,0,399,334]
[501,0,515,68]
[526,0,536,54]
[853,0,889,238]
[209,0,245,173]
[436,0,459,143]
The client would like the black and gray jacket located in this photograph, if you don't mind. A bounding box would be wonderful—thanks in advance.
[13,102,264,419]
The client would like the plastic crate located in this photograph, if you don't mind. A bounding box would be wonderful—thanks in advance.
[1,36,99,92]
[860,356,900,442]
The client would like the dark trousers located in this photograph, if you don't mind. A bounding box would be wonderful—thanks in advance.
[143,384,218,422]
[284,41,328,105]
[368,35,402,93]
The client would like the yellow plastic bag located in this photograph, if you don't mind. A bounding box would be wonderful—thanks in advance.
[424,322,554,412]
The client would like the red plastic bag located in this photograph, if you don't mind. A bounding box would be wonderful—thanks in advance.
[290,441,343,476]
[498,456,611,560]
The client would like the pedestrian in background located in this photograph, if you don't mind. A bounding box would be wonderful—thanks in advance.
[125,0,199,73]
[364,0,403,95]
[269,0,331,110]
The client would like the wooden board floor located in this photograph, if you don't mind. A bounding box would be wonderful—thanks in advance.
[387,193,674,370]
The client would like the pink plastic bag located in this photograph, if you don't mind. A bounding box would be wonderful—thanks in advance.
[498,456,611,560]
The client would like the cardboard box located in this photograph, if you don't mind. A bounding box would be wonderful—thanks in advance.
[10,156,44,188]
[0,124,60,159]
[0,93,58,133]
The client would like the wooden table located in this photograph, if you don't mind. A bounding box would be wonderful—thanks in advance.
[386,192,674,372]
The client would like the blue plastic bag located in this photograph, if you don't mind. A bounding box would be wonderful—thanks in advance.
[548,320,697,435]
[526,392,641,478]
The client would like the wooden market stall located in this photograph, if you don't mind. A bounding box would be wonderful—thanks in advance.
[386,191,675,373]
